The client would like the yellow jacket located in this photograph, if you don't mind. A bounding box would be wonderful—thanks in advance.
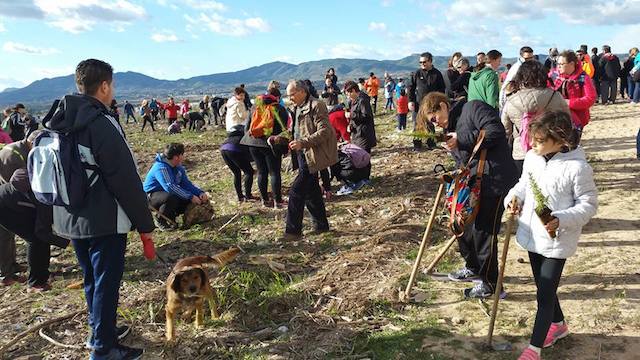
[582,54,595,78]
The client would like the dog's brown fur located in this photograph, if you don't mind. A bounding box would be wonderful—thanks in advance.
[165,247,240,342]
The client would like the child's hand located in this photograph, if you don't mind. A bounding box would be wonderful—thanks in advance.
[545,217,559,232]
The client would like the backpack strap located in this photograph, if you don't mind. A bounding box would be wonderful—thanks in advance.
[465,129,486,168]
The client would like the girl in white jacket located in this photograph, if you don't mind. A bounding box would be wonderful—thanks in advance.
[505,111,598,360]
[225,87,248,133]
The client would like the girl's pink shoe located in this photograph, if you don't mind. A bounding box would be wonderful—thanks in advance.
[543,322,569,348]
[518,348,541,360]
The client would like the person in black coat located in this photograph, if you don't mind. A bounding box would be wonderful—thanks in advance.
[344,81,377,153]
[597,45,621,105]
[418,93,518,299]
[407,52,446,150]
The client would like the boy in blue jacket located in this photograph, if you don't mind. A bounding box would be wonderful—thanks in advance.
[143,142,208,230]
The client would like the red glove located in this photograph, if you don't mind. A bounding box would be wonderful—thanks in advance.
[140,233,156,260]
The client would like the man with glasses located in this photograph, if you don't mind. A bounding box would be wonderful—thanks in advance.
[407,52,445,150]
[576,49,594,78]
[499,46,535,109]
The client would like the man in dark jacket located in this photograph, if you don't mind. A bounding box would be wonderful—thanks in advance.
[123,100,136,124]
[591,46,601,98]
[598,45,622,105]
[407,52,445,150]
[45,59,155,360]
[321,78,341,106]
[5,103,27,142]
[210,96,227,125]
[447,100,518,299]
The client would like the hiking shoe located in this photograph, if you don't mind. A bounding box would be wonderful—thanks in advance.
[27,283,51,293]
[274,199,287,209]
[463,282,493,299]
[90,343,142,360]
[543,321,569,348]
[517,348,541,360]
[86,325,131,349]
[305,228,330,236]
[448,267,480,282]
[277,233,303,242]
[262,199,274,208]
[153,216,173,232]
[351,180,367,191]
[336,184,354,196]
[1,275,27,287]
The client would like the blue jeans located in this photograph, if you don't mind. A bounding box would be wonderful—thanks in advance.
[73,234,127,354]
[627,76,636,100]
[634,80,640,103]
[636,128,640,159]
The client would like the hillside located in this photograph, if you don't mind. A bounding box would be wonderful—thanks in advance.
[0,54,527,111]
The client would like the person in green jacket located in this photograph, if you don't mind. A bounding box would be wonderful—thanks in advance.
[467,49,502,109]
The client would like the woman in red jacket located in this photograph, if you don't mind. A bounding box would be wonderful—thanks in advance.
[548,50,597,143]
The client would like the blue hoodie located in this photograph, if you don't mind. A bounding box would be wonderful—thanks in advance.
[143,154,203,200]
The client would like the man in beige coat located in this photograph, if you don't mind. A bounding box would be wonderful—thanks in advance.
[281,80,338,241]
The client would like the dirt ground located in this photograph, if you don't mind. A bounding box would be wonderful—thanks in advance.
[0,101,638,360]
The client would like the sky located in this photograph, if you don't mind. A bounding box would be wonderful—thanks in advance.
[1,0,640,91]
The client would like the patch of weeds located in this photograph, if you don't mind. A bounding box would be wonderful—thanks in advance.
[352,316,453,360]
[318,237,335,252]
[239,214,269,226]
[406,248,419,260]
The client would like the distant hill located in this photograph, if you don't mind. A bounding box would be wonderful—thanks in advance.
[1,54,533,112]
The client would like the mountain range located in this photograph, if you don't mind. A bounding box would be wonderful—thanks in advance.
[1,54,534,111]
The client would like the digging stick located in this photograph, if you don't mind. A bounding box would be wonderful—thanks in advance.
[487,198,518,348]
[422,234,458,274]
[149,205,178,227]
[403,182,445,300]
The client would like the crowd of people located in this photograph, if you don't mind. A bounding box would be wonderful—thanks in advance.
[0,42,638,359]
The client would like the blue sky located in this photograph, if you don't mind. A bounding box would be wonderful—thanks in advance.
[1,0,639,91]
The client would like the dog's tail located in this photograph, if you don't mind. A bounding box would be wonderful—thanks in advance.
[212,247,241,267]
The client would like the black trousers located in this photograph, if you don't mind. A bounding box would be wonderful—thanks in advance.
[148,191,190,221]
[456,194,505,287]
[285,153,329,235]
[249,147,282,202]
[221,150,254,200]
[600,80,617,103]
[371,95,378,113]
[514,159,524,179]
[0,184,54,286]
[529,251,566,348]
[141,115,155,131]
[125,113,137,123]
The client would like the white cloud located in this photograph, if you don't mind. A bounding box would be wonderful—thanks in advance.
[2,41,59,55]
[33,66,75,78]
[317,43,387,59]
[151,30,180,42]
[0,22,5,32]
[25,0,147,33]
[381,0,393,7]
[368,22,387,32]
[607,24,640,54]
[0,78,27,92]
[184,0,226,11]
[447,0,640,26]
[185,13,271,37]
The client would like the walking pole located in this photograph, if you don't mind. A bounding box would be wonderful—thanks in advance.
[422,234,458,274]
[487,198,518,350]
[403,182,445,301]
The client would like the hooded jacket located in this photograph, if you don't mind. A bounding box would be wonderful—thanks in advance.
[143,154,203,200]
[45,94,154,239]
[598,53,622,81]
[467,66,500,109]
[499,57,525,109]
[548,67,597,128]
[504,148,597,259]
[581,54,595,78]
[225,96,248,133]
[501,88,570,160]
[349,91,377,151]
[456,100,518,197]
[365,76,380,97]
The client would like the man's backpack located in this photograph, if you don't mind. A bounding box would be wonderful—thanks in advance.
[443,130,487,237]
[249,95,285,138]
[27,100,99,207]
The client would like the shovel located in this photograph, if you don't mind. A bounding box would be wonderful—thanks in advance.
[486,198,518,351]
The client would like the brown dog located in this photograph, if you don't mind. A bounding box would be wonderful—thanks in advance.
[165,247,240,342]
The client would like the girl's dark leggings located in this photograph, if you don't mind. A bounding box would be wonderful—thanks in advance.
[528,251,566,348]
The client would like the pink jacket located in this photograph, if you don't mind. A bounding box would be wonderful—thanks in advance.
[548,68,596,128]
[0,129,12,144]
